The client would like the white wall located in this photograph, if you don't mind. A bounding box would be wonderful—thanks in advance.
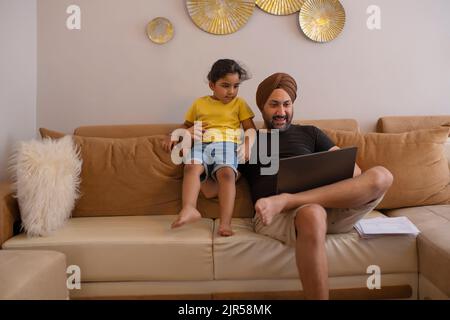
[0,0,37,181]
[37,0,450,133]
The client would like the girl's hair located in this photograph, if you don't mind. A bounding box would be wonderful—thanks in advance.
[207,59,250,83]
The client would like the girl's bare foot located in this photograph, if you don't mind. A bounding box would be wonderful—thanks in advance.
[171,206,202,229]
[218,224,234,237]
[254,194,288,226]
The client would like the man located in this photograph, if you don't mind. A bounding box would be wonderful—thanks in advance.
[203,73,393,300]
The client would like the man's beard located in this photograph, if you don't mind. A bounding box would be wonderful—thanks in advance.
[267,114,292,132]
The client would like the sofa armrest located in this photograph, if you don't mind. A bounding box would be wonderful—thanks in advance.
[0,182,20,246]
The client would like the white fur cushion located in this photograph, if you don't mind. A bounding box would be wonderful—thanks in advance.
[10,136,82,237]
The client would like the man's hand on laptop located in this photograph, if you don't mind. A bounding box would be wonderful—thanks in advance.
[328,146,362,177]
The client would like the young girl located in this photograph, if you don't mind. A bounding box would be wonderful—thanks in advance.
[162,59,256,236]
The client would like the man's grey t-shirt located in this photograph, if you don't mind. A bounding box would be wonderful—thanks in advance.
[239,125,335,204]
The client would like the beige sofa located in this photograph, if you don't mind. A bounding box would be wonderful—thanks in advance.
[376,116,450,300]
[1,116,449,300]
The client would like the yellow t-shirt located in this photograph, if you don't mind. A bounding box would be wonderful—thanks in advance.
[184,96,255,143]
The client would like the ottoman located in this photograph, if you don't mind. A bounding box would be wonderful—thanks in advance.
[0,250,68,300]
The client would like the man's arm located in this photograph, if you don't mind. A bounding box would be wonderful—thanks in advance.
[241,118,256,130]
[241,118,257,162]
[329,146,362,177]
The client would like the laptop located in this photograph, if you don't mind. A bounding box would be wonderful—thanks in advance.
[276,147,357,194]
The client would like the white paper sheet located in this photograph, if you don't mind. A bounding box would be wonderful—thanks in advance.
[354,216,420,238]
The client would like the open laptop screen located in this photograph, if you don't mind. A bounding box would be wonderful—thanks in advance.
[276,147,357,194]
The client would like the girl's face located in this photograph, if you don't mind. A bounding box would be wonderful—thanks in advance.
[209,73,241,104]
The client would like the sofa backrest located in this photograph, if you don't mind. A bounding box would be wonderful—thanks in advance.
[69,119,358,219]
[73,119,360,138]
[377,115,450,134]
[377,115,450,170]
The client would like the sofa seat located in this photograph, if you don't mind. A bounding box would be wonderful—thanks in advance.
[385,205,450,298]
[213,211,418,280]
[2,215,214,282]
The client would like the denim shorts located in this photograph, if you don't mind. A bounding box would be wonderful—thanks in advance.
[186,141,238,182]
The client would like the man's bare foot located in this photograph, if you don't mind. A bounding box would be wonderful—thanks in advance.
[255,194,288,226]
[171,206,202,229]
[218,224,234,237]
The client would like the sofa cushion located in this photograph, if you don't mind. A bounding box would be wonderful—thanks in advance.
[213,211,418,280]
[385,205,450,297]
[324,128,450,209]
[375,116,450,170]
[2,215,214,282]
[75,135,184,217]
[39,129,255,219]
[40,129,184,217]
[10,136,82,236]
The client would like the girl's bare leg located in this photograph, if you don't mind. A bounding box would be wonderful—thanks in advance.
[171,164,204,228]
[215,167,237,236]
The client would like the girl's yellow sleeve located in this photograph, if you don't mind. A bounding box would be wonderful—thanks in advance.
[184,102,197,123]
[238,99,255,121]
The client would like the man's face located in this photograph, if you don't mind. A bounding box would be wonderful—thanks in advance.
[262,88,294,131]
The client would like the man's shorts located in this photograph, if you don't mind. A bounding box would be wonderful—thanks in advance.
[187,141,238,183]
[253,194,385,247]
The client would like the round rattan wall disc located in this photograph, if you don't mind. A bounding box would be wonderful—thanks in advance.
[256,0,305,15]
[146,17,174,44]
[299,0,345,42]
[186,0,256,35]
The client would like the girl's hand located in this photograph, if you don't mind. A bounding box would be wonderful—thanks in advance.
[161,135,177,153]
[187,123,208,141]
[237,142,251,163]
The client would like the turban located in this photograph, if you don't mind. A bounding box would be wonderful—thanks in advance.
[256,73,298,110]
